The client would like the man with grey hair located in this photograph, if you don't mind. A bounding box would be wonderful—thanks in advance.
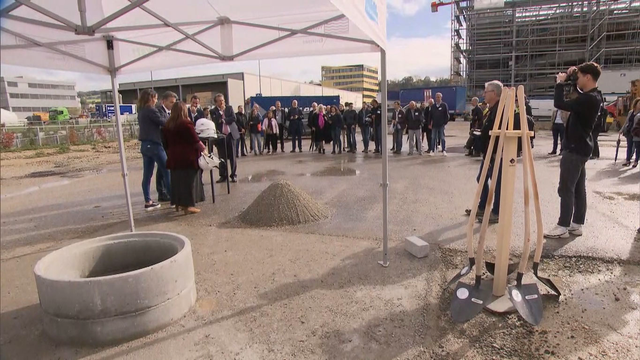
[405,101,423,155]
[465,81,504,223]
[429,93,449,156]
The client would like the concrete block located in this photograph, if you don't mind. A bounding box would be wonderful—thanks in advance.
[405,236,430,258]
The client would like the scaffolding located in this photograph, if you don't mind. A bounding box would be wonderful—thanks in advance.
[452,0,640,98]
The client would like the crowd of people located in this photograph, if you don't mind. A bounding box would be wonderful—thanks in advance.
[135,66,639,240]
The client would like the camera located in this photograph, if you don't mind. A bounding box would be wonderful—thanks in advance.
[563,70,580,99]
[564,71,578,84]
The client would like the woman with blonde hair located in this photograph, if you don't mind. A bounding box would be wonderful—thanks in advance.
[162,101,206,214]
[263,110,279,155]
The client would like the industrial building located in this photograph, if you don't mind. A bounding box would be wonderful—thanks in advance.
[0,76,79,119]
[118,72,362,109]
[321,64,379,102]
[450,0,640,98]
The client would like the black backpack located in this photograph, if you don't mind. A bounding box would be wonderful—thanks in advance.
[594,91,607,132]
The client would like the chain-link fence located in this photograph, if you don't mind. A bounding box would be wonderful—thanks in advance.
[1,116,139,149]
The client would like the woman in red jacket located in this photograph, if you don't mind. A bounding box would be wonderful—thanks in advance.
[162,102,206,214]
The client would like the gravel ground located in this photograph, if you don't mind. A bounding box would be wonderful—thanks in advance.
[0,123,638,359]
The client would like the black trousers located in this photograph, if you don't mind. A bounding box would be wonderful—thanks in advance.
[591,129,600,158]
[424,128,433,151]
[277,123,285,151]
[216,135,237,179]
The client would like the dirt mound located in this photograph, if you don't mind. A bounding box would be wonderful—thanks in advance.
[238,180,329,227]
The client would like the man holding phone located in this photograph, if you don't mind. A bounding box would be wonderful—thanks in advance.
[545,62,602,239]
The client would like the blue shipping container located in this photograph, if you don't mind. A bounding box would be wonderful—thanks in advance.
[398,86,467,115]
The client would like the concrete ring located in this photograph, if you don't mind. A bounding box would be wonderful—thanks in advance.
[33,231,196,345]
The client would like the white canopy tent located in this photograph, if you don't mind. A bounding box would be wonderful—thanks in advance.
[1,0,391,266]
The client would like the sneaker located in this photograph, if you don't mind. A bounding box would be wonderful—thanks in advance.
[429,152,435,157]
[158,195,171,203]
[145,202,161,211]
[465,208,484,218]
[230,177,238,183]
[544,225,569,239]
[622,161,631,167]
[478,212,499,224]
[568,223,583,236]
[408,152,413,156]
[442,151,447,156]
[548,151,557,155]
[290,149,296,153]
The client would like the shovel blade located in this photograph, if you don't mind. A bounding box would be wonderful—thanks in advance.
[485,261,519,277]
[450,281,491,323]
[535,275,562,297]
[533,262,562,296]
[446,259,475,288]
[508,283,543,326]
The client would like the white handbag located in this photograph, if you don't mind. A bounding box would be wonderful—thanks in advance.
[198,152,221,171]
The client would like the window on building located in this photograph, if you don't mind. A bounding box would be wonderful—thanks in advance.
[29,94,39,99]
[19,93,29,99]
[9,93,19,98]
[6,81,18,87]
[28,83,38,88]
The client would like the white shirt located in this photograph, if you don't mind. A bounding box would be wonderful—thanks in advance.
[554,110,563,124]
[163,104,171,115]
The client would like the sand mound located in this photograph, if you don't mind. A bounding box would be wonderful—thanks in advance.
[238,180,330,227]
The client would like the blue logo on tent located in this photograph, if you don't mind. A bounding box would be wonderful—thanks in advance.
[365,0,378,24]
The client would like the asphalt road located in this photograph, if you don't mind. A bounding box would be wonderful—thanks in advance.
[1,122,638,262]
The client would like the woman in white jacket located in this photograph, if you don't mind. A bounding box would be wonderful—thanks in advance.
[262,110,279,155]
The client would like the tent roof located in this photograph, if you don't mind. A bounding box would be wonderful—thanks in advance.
[0,0,387,75]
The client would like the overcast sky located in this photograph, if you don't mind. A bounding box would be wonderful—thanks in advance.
[0,1,452,91]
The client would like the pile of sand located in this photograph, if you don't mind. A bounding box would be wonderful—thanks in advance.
[238,180,330,227]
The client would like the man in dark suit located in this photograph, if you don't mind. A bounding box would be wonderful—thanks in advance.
[274,101,287,152]
[211,93,240,182]
[287,99,304,152]
[188,94,205,124]
[155,91,176,202]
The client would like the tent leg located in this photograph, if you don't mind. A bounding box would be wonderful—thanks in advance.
[379,47,389,268]
[107,37,135,232]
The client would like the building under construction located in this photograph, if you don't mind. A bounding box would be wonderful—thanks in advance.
[450,0,640,98]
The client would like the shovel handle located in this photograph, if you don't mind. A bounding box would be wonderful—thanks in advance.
[517,86,533,274]
[524,101,545,264]
[476,88,514,276]
[466,90,510,258]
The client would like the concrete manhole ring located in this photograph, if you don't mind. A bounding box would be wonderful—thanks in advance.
[33,231,197,345]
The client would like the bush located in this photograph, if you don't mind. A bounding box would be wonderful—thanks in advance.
[68,128,79,144]
[1,132,16,149]
[57,144,70,154]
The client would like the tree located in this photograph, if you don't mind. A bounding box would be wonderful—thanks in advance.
[385,76,451,91]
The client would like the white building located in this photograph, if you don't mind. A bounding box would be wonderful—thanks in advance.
[0,76,80,119]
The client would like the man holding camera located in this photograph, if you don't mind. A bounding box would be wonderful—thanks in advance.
[544,62,602,239]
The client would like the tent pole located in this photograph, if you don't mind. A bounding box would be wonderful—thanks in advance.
[107,36,135,232]
[378,47,389,268]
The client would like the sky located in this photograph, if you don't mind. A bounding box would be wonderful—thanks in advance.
[0,1,452,92]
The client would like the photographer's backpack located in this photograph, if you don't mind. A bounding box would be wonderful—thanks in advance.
[594,91,607,132]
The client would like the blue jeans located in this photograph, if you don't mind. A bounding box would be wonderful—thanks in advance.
[332,127,342,152]
[251,133,262,154]
[477,158,502,216]
[625,136,640,163]
[140,141,171,203]
[347,126,357,151]
[361,126,371,151]
[432,126,446,151]
[374,124,382,151]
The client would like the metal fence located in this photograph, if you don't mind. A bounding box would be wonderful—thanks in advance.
[2,115,139,149]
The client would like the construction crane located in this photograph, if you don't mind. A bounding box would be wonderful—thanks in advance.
[431,1,454,12]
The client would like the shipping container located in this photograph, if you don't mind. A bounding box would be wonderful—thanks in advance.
[398,86,467,116]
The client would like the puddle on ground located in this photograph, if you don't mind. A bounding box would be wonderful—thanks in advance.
[311,165,360,177]
[25,170,67,178]
[241,169,286,183]
[594,191,639,202]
